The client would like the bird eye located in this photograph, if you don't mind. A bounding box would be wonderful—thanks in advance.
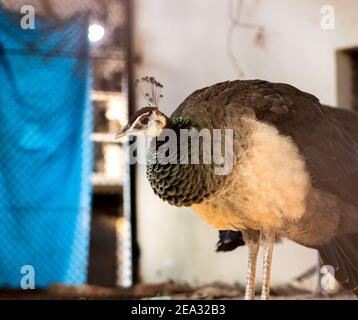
[140,116,149,125]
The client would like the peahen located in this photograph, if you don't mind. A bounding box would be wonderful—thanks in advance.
[115,77,358,299]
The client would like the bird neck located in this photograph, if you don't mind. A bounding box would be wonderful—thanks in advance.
[146,117,225,207]
[169,116,192,128]
[164,116,195,133]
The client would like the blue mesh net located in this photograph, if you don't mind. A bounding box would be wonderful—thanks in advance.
[0,5,93,288]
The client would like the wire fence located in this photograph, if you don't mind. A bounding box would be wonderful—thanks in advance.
[0,0,128,288]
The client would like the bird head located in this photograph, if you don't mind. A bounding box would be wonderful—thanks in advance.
[114,106,169,139]
[114,76,169,140]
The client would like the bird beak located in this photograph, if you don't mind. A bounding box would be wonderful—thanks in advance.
[113,124,129,141]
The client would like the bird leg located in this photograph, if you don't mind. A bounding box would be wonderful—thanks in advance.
[243,230,260,300]
[244,241,259,299]
[260,230,275,300]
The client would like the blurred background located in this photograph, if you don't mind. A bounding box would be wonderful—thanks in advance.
[0,0,357,299]
[0,0,132,294]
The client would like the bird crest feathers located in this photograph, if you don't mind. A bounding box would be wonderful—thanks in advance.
[135,76,164,108]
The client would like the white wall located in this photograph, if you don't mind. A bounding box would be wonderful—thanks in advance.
[133,0,358,287]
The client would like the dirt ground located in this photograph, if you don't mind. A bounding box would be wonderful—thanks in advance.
[0,281,355,300]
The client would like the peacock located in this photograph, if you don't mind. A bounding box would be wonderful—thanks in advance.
[115,77,358,300]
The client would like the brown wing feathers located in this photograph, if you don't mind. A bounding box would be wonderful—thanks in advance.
[174,80,358,295]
